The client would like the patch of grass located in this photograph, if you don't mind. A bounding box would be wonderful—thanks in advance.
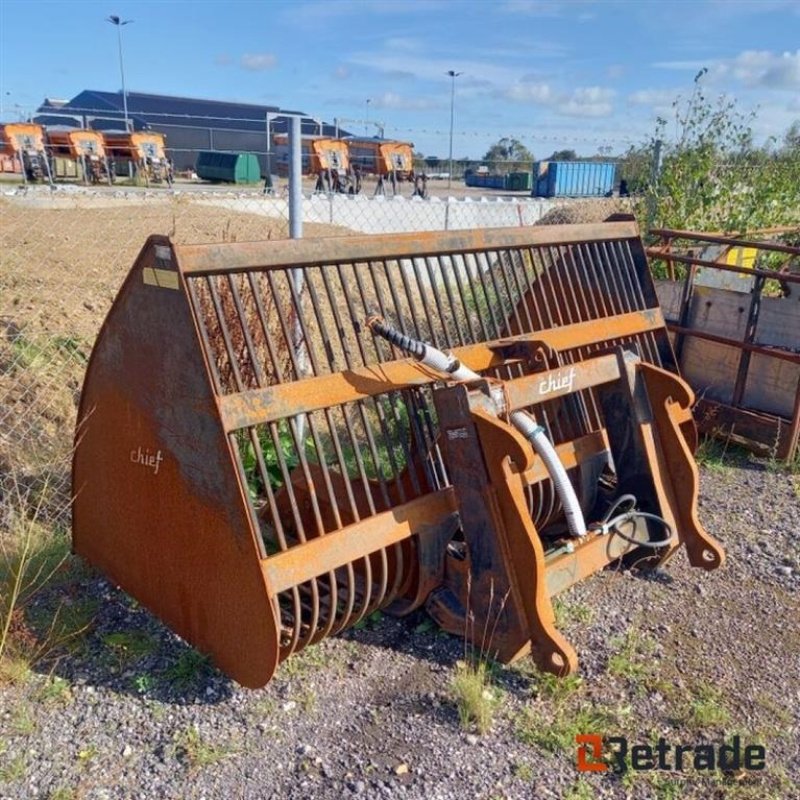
[688,684,730,729]
[694,436,732,474]
[512,761,533,782]
[76,744,97,766]
[103,630,157,668]
[0,477,72,671]
[533,670,584,703]
[753,692,792,730]
[29,597,99,657]
[607,630,656,684]
[252,696,277,718]
[0,753,26,783]
[649,774,683,800]
[563,779,595,800]
[48,787,78,800]
[516,704,614,755]
[352,610,384,631]
[450,659,500,735]
[173,726,236,771]
[413,617,437,634]
[36,675,72,705]
[166,649,212,690]
[9,704,36,736]
[296,686,317,714]
[552,598,594,628]
[0,654,32,686]
[133,674,157,695]
[278,643,330,678]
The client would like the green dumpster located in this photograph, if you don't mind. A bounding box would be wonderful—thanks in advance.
[195,151,261,184]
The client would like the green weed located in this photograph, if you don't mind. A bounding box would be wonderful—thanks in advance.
[553,597,593,627]
[103,630,157,667]
[48,787,78,800]
[36,675,72,705]
[167,649,212,690]
[450,659,500,735]
[9,704,36,736]
[173,726,235,770]
[607,630,656,684]
[0,754,26,783]
[694,436,731,474]
[516,704,614,754]
[564,780,595,800]
[688,684,730,729]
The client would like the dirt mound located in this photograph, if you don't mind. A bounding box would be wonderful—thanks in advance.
[534,198,632,226]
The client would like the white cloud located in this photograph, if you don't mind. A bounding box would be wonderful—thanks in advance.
[652,60,710,71]
[333,64,351,80]
[628,89,676,107]
[714,49,800,91]
[505,83,553,104]
[558,87,615,118]
[240,53,278,71]
[371,92,441,111]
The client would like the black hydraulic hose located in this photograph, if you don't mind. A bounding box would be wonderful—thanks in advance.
[368,318,426,360]
[592,493,674,548]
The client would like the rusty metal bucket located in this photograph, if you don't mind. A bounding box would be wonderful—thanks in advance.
[72,221,723,687]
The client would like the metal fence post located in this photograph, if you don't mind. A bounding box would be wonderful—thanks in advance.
[647,138,663,231]
[288,115,303,240]
[287,115,307,434]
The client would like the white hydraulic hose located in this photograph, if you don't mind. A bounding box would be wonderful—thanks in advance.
[509,410,586,538]
[368,317,587,537]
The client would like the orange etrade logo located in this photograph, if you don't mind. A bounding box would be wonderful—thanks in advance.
[575,734,608,772]
[575,734,766,775]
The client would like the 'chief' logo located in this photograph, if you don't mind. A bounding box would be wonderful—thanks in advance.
[130,446,164,475]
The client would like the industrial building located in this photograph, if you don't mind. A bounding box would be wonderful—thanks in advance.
[34,90,343,174]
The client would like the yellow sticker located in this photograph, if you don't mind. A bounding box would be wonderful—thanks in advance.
[142,267,179,290]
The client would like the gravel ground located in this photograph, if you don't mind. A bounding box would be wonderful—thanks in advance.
[1,451,797,800]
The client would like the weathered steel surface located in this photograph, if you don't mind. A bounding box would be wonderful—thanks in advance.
[73,219,713,686]
[649,228,800,461]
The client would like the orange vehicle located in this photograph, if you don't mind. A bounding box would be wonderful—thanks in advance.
[272,134,359,193]
[102,131,171,185]
[344,137,424,196]
[0,122,52,183]
[46,129,110,184]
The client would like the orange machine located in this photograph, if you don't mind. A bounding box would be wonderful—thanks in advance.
[0,122,52,183]
[46,129,110,184]
[103,131,171,185]
[272,134,359,193]
[345,138,423,196]
[346,138,414,177]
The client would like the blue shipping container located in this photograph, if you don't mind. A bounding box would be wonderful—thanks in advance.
[531,161,615,197]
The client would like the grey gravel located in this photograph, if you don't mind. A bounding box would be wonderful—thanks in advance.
[0,453,797,799]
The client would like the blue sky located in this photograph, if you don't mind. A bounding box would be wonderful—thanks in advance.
[1,0,798,158]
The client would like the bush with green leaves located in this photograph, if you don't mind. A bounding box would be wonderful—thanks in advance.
[621,70,800,240]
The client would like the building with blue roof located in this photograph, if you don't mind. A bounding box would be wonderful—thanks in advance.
[34,89,344,174]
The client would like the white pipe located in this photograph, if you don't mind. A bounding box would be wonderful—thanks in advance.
[380,324,587,537]
[510,411,586,538]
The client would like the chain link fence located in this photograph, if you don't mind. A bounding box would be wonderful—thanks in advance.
[0,179,628,530]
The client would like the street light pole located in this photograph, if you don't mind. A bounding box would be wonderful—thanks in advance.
[107,15,133,131]
[447,70,463,190]
[365,98,371,136]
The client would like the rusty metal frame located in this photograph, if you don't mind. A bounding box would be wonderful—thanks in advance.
[647,228,800,461]
[73,220,708,687]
